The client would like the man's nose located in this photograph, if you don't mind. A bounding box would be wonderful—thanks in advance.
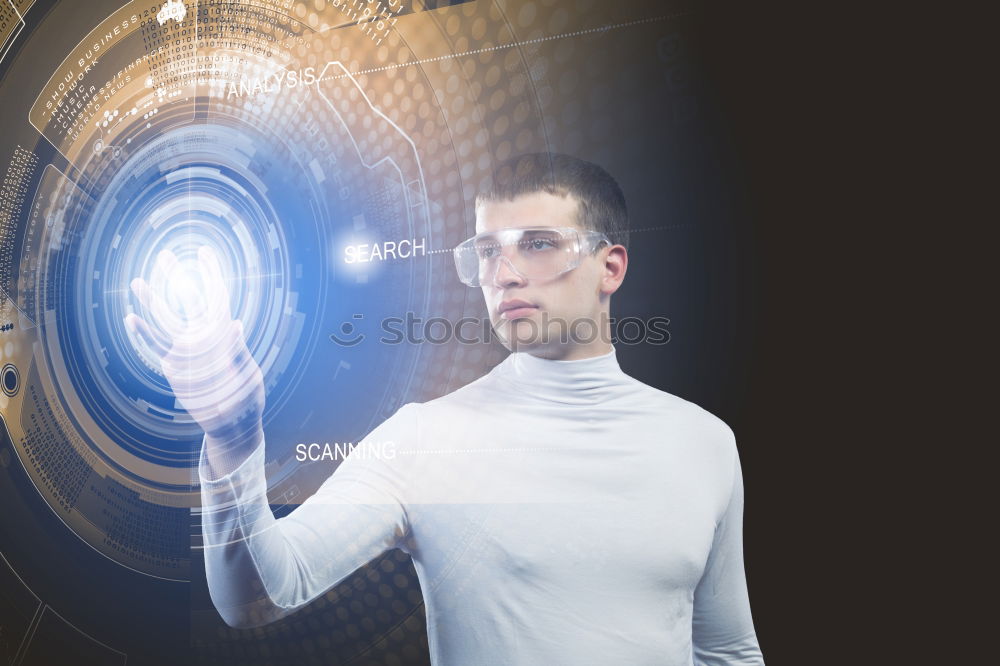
[490,254,526,288]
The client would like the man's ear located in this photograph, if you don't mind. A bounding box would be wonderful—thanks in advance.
[600,245,628,295]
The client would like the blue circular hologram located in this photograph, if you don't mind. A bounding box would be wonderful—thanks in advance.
[45,122,320,474]
[31,62,433,493]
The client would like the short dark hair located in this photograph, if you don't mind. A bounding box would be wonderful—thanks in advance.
[476,152,629,250]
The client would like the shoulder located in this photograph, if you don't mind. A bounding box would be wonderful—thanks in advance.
[389,374,492,431]
[359,400,423,450]
[627,381,741,511]
[627,377,738,457]
[404,367,503,416]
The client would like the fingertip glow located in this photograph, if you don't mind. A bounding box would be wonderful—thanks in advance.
[164,265,204,318]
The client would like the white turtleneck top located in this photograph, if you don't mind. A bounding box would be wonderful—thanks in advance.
[199,346,764,665]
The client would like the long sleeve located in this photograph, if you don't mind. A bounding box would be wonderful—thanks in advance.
[198,402,420,629]
[691,442,764,665]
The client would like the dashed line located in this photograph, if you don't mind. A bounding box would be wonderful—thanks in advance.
[401,446,577,455]
[317,12,693,83]
[628,223,697,234]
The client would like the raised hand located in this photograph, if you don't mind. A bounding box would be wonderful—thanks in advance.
[124,246,265,462]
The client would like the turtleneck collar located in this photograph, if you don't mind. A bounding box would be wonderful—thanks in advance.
[492,345,634,405]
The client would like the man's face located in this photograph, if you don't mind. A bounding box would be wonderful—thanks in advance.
[475,191,611,356]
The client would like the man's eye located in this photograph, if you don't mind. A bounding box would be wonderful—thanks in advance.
[476,245,498,258]
[526,238,557,251]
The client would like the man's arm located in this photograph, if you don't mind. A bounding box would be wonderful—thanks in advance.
[691,440,764,665]
[199,403,419,629]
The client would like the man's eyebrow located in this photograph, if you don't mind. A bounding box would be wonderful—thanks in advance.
[473,233,501,246]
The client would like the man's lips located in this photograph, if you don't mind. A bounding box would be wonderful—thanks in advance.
[500,306,538,320]
[498,300,538,320]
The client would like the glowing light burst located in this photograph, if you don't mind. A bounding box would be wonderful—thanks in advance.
[142,245,233,346]
[50,121,308,465]
[124,190,267,369]
[163,262,205,319]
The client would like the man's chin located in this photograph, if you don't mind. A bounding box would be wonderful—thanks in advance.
[502,338,540,353]
[494,321,547,353]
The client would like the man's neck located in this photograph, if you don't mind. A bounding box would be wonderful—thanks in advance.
[514,340,614,361]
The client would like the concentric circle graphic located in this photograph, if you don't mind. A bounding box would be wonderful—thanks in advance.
[1,363,18,397]
[7,0,443,577]
[60,125,300,468]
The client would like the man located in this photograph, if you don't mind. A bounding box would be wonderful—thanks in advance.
[125,152,764,664]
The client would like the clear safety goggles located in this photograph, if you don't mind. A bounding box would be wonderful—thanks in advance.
[453,226,611,287]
